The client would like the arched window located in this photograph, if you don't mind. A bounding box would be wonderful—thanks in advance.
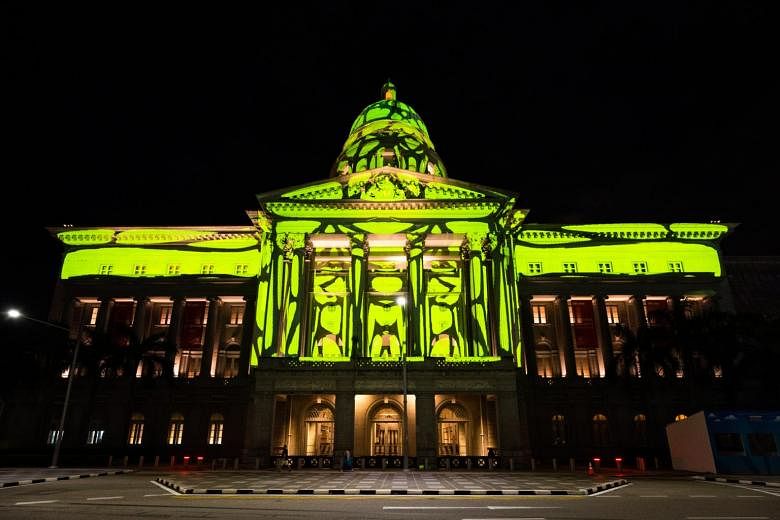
[305,404,334,455]
[128,413,144,445]
[675,414,688,422]
[167,413,184,445]
[208,413,224,445]
[438,403,469,455]
[535,340,561,378]
[592,414,609,445]
[370,403,402,456]
[552,414,566,446]
[633,414,648,446]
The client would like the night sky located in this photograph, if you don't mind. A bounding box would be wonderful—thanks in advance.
[3,3,778,319]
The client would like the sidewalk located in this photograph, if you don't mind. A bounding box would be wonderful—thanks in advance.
[0,468,132,488]
[153,470,628,495]
[693,474,780,488]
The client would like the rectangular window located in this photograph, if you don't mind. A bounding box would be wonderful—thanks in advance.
[532,304,547,324]
[598,262,613,274]
[87,429,104,445]
[747,432,778,455]
[201,264,215,275]
[167,264,181,275]
[128,422,144,445]
[229,305,244,325]
[167,422,184,445]
[528,262,543,274]
[632,261,648,274]
[98,264,113,275]
[89,307,99,326]
[47,429,63,445]
[234,264,249,275]
[668,261,684,273]
[563,262,577,273]
[605,304,620,324]
[208,422,224,445]
[133,264,147,276]
[714,432,744,454]
[159,305,173,325]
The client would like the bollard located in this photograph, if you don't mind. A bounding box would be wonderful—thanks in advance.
[445,458,451,471]
[424,457,429,471]
[212,459,217,470]
[255,457,260,470]
[382,458,387,470]
[552,457,558,472]
[615,457,623,473]
[509,457,515,471]
[108,455,113,467]
[234,457,239,470]
[654,456,659,470]
[466,458,472,470]
[636,456,646,472]
[569,457,576,472]
[138,455,144,467]
[123,455,129,467]
[530,457,536,471]
[170,455,175,467]
[222,458,227,469]
[154,455,159,467]
[593,457,601,472]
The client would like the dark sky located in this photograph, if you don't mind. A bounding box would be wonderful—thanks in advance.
[3,3,779,319]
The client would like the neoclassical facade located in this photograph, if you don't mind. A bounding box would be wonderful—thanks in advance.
[1,83,739,469]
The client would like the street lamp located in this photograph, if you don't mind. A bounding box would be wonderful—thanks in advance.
[6,309,82,469]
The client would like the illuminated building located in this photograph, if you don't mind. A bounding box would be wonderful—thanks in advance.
[1,83,747,468]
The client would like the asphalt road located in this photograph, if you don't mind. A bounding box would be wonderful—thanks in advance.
[0,473,778,519]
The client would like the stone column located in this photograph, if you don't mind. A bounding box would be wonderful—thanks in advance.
[349,235,368,357]
[460,239,474,356]
[554,296,577,377]
[238,295,256,379]
[518,295,537,377]
[244,392,277,463]
[627,295,650,377]
[96,297,115,335]
[496,391,527,458]
[132,297,150,345]
[167,296,186,377]
[414,392,436,459]
[334,392,356,469]
[298,238,314,357]
[406,235,425,357]
[593,296,613,378]
[466,233,492,357]
[200,297,222,378]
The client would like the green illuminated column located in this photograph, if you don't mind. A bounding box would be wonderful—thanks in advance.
[460,240,474,356]
[255,232,275,360]
[518,295,537,377]
[493,236,521,360]
[554,296,577,377]
[298,238,314,357]
[465,233,492,357]
[406,234,425,357]
[239,295,256,378]
[276,233,306,357]
[349,235,367,358]
[200,297,222,379]
[592,296,613,378]
[482,238,499,356]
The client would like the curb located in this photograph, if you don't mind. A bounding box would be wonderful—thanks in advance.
[693,475,780,488]
[154,477,628,496]
[1,469,133,488]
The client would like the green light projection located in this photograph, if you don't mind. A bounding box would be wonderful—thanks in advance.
[61,247,259,279]
[331,82,447,178]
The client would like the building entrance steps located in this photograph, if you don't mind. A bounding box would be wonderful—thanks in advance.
[153,470,628,495]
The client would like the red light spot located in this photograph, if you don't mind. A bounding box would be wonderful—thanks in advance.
[183,456,190,462]
[197,456,204,462]
[593,457,601,462]
[615,457,623,462]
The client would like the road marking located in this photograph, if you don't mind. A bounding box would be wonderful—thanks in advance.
[462,518,545,520]
[687,517,769,519]
[144,493,172,497]
[86,496,123,501]
[150,479,180,495]
[15,500,58,505]
[589,482,631,496]
[736,495,766,498]
[383,506,561,510]
[690,495,717,498]
[640,495,668,497]
[700,480,780,497]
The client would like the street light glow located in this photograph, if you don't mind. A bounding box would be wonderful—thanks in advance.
[396,296,406,306]
[7,309,21,318]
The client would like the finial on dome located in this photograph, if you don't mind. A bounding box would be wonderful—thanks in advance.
[381,80,396,101]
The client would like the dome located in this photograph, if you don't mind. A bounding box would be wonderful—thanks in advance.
[331,82,447,178]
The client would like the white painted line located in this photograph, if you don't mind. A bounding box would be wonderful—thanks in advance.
[15,500,58,505]
[144,493,172,497]
[589,482,631,496]
[150,479,180,495]
[488,506,562,510]
[690,495,717,498]
[86,496,123,501]
[736,495,766,498]
[686,517,768,519]
[700,480,780,498]
[462,518,545,520]
[640,495,668,497]
[384,506,485,510]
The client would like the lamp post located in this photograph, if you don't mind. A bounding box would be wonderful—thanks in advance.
[6,309,82,469]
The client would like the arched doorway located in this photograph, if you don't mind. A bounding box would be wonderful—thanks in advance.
[304,404,334,456]
[369,403,402,456]
[437,403,469,455]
